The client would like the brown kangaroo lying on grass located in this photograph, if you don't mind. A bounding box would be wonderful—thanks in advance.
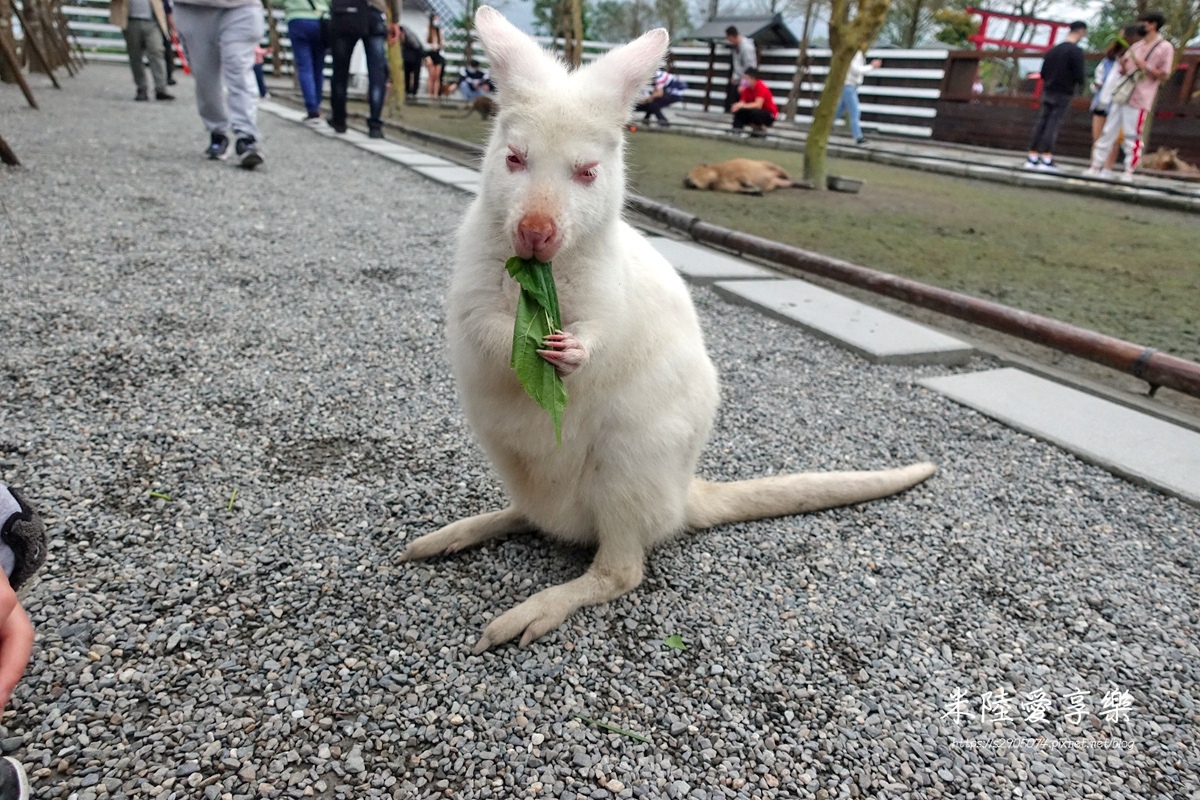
[400,6,937,653]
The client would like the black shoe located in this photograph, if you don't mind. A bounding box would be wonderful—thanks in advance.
[0,757,30,800]
[135,89,149,102]
[855,137,868,145]
[167,77,177,86]
[205,132,230,161]
[368,126,384,139]
[235,136,263,170]
[155,90,175,101]
[749,129,767,138]
[327,118,347,134]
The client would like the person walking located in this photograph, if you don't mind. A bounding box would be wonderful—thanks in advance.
[274,0,328,124]
[173,0,266,168]
[836,47,882,145]
[1023,20,1088,171]
[327,0,400,138]
[723,26,756,113]
[1085,11,1175,180]
[109,0,175,101]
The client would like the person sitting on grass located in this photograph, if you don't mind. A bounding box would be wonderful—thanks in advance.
[730,66,777,137]
[634,67,686,126]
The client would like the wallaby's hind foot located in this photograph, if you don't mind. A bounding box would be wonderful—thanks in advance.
[400,507,531,562]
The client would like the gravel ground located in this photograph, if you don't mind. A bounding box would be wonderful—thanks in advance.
[2,66,1199,800]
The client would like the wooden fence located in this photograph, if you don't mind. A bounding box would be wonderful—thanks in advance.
[56,1,948,138]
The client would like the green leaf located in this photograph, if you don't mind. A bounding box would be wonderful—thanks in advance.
[506,257,568,445]
[148,491,172,501]
[664,634,687,651]
[574,713,652,744]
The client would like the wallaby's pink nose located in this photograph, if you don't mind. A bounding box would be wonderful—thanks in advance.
[515,214,559,261]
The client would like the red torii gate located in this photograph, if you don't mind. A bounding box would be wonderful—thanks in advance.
[965,7,1071,52]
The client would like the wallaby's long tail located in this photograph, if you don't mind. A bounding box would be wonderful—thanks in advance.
[685,462,936,529]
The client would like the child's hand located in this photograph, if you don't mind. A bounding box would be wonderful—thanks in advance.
[0,574,32,709]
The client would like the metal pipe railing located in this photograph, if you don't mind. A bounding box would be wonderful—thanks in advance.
[627,196,1200,400]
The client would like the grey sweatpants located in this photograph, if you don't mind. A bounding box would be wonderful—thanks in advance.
[123,17,168,93]
[174,3,264,140]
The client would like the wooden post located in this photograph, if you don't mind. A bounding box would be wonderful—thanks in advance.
[703,41,714,111]
[0,130,18,165]
[383,0,404,115]
[261,0,282,77]
[11,1,61,88]
[0,21,37,106]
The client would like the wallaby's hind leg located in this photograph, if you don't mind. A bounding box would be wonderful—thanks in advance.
[400,507,532,562]
[472,534,645,653]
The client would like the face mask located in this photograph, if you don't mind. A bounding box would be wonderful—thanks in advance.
[740,78,751,90]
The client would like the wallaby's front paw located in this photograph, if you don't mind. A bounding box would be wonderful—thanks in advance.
[472,592,569,654]
[399,522,478,562]
[537,330,587,376]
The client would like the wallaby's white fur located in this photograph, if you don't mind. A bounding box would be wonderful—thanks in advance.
[400,7,936,653]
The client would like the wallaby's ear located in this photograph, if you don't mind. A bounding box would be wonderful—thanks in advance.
[579,28,670,111]
[475,5,560,95]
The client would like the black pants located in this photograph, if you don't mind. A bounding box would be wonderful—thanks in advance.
[635,94,680,122]
[163,33,175,82]
[732,108,775,129]
[402,55,422,96]
[1028,92,1072,153]
[723,79,739,112]
[329,26,388,127]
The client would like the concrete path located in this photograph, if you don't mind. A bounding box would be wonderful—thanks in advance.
[921,368,1200,505]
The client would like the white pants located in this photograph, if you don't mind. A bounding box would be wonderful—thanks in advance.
[1090,103,1148,173]
[174,3,264,140]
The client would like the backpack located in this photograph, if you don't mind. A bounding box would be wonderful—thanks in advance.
[328,0,375,38]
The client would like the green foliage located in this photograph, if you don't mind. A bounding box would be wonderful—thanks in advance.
[933,8,978,47]
[664,634,687,651]
[506,257,568,445]
[532,0,593,39]
[880,0,949,48]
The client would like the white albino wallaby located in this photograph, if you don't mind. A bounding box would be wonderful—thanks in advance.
[401,6,936,653]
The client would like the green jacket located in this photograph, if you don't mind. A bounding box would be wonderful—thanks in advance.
[272,0,328,22]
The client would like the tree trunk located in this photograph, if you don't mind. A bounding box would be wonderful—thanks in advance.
[569,0,583,68]
[784,0,818,120]
[383,0,405,114]
[904,0,923,48]
[803,0,892,190]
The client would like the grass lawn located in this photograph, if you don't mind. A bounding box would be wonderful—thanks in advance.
[384,103,1200,364]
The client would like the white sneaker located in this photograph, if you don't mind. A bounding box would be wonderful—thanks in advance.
[1036,160,1061,172]
[1082,166,1101,177]
[1117,171,1134,182]
[1023,158,1039,170]
[1099,169,1115,179]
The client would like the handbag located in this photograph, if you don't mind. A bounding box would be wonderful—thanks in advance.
[328,0,373,38]
[1111,39,1162,106]
[306,0,332,41]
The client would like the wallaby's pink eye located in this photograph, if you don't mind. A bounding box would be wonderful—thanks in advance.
[506,149,526,172]
[574,162,599,185]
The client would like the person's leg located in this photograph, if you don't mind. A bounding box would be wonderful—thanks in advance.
[122,24,149,96]
[216,4,265,141]
[1028,99,1052,153]
[1037,94,1071,158]
[174,4,229,133]
[364,34,387,128]
[1123,106,1147,174]
[1089,106,1122,171]
[834,85,849,128]
[311,24,327,112]
[289,20,318,113]
[163,32,175,84]
[724,79,738,113]
[1091,111,1105,143]
[731,108,748,129]
[329,34,354,128]
[847,86,864,141]
[654,95,679,123]
[141,20,169,93]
